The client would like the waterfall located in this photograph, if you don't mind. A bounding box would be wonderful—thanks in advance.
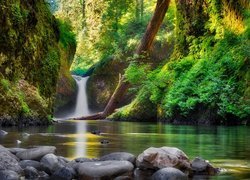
[71,75,91,118]
[54,75,91,120]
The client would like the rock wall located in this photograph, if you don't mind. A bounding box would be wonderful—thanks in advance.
[0,0,75,126]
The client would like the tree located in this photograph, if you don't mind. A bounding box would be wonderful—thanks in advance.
[74,0,171,120]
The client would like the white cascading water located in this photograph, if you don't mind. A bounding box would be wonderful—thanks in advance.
[72,75,90,158]
[71,75,91,118]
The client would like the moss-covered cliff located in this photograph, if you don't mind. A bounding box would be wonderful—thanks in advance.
[0,0,76,126]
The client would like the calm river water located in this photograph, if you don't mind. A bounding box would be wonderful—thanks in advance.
[1,120,250,179]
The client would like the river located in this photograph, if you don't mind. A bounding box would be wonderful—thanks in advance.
[0,120,250,179]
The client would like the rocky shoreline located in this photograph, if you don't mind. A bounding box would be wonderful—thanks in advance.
[0,141,220,180]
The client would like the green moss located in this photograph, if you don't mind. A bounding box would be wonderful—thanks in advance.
[0,79,10,92]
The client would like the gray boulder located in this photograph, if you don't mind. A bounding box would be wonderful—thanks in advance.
[16,146,56,160]
[0,151,23,174]
[40,153,64,174]
[51,167,76,180]
[0,170,19,180]
[100,152,136,164]
[152,167,188,180]
[7,148,26,155]
[67,157,97,170]
[19,160,47,172]
[24,166,39,179]
[136,147,190,170]
[77,160,134,179]
[38,171,50,179]
[57,156,70,164]
[191,157,218,175]
[0,146,19,161]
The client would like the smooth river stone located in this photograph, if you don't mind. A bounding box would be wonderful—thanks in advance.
[16,146,56,160]
[77,161,134,179]
[24,166,39,179]
[136,147,190,170]
[51,166,76,180]
[152,167,188,180]
[40,153,64,174]
[100,152,136,164]
[19,160,48,172]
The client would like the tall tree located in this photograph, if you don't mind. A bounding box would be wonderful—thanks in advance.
[75,0,171,120]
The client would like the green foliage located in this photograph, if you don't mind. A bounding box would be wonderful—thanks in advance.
[125,60,149,85]
[58,20,76,49]
[19,98,30,115]
[150,30,249,121]
[0,79,10,92]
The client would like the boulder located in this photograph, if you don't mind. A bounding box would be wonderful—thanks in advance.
[7,148,26,155]
[0,146,19,161]
[57,156,70,163]
[24,166,39,179]
[136,147,190,170]
[51,166,76,180]
[100,152,136,164]
[16,146,56,160]
[151,167,188,180]
[19,160,47,172]
[0,151,23,174]
[40,153,64,174]
[38,171,50,179]
[77,161,134,179]
[191,157,218,175]
[0,170,19,180]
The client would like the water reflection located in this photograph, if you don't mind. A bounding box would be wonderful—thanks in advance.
[75,121,86,158]
[0,121,250,179]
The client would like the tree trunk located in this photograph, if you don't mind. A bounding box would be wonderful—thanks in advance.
[74,0,171,120]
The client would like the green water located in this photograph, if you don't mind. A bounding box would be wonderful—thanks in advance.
[1,120,250,179]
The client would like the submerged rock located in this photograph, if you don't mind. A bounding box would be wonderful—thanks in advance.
[91,130,101,135]
[152,167,188,180]
[136,147,190,170]
[100,152,136,164]
[77,161,134,179]
[191,157,219,175]
[100,139,110,144]
[16,146,56,160]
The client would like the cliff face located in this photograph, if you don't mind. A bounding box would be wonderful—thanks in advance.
[0,0,75,126]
